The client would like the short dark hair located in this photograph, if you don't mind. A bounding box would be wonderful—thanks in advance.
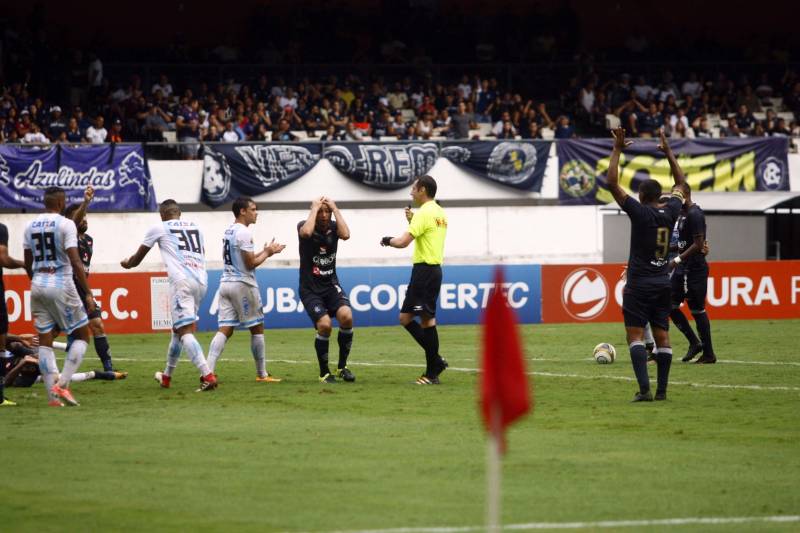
[159,199,181,217]
[415,175,437,199]
[43,186,65,208]
[232,196,254,217]
[639,179,662,204]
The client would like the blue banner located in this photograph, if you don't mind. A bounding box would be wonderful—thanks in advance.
[324,142,439,189]
[202,143,322,207]
[557,137,790,205]
[0,144,156,210]
[194,264,541,330]
[441,141,551,191]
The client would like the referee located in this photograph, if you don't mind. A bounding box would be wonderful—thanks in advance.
[381,175,448,385]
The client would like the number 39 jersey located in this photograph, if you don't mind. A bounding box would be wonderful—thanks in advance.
[622,195,683,288]
[143,219,208,286]
[23,213,79,288]
[220,222,257,287]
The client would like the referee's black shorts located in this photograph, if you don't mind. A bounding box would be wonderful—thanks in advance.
[76,281,102,321]
[401,263,442,317]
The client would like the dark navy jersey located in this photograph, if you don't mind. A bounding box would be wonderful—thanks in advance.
[298,220,340,292]
[77,233,93,276]
[675,204,707,270]
[622,195,682,287]
[0,223,7,289]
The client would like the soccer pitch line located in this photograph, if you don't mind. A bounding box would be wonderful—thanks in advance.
[308,514,800,532]
[107,358,800,392]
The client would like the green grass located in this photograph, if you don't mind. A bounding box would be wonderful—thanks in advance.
[3,320,799,532]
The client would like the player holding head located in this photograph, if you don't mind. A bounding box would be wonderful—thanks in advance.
[0,222,27,406]
[121,199,217,392]
[63,186,119,373]
[23,186,96,406]
[380,175,448,385]
[607,127,685,402]
[206,197,285,381]
[298,197,355,383]
[666,179,715,364]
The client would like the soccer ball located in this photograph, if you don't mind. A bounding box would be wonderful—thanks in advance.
[593,343,616,364]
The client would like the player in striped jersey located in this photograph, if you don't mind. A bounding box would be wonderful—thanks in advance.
[120,199,217,392]
[206,197,285,381]
[23,186,95,406]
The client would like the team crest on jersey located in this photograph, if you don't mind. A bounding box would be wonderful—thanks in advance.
[756,156,787,190]
[559,160,595,197]
[486,142,538,185]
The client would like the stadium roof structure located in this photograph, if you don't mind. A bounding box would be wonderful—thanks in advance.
[601,191,800,213]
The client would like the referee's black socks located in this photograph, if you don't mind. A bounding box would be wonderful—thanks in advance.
[337,328,353,369]
[403,321,426,350]
[315,334,331,377]
[422,326,439,377]
[629,341,650,394]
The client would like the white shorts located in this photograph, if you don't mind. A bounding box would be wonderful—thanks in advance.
[217,282,263,328]
[31,282,89,334]
[170,278,207,329]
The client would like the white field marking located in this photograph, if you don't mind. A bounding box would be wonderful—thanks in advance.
[105,358,800,392]
[306,514,800,533]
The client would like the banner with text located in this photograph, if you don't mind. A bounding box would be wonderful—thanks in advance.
[0,144,157,210]
[323,142,439,189]
[557,137,790,205]
[441,141,551,191]
[541,261,800,323]
[201,143,322,207]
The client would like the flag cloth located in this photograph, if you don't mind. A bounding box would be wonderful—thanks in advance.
[480,267,532,453]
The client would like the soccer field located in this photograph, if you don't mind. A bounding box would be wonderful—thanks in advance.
[4,319,800,532]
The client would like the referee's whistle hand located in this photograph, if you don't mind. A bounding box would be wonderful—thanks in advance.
[380,236,392,247]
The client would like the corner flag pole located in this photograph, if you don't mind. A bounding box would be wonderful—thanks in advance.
[487,404,502,533]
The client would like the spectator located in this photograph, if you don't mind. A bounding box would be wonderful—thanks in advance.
[734,104,757,133]
[151,74,174,98]
[497,120,516,139]
[108,118,123,143]
[721,116,741,137]
[273,119,298,141]
[178,118,201,158]
[693,117,714,138]
[635,102,664,138]
[579,81,595,114]
[204,124,222,142]
[46,106,68,140]
[327,101,348,132]
[681,72,703,98]
[416,112,434,138]
[474,79,496,122]
[85,115,108,143]
[16,111,32,138]
[524,121,542,139]
[65,118,83,143]
[23,123,49,144]
[342,122,364,141]
[736,85,762,113]
[451,102,476,140]
[633,76,654,101]
[492,111,515,137]
[222,120,241,142]
[755,73,774,99]
[387,82,408,111]
[320,124,342,141]
[399,124,419,140]
[554,115,575,139]
[434,109,451,137]
[371,111,391,138]
[771,118,791,137]
[144,104,170,141]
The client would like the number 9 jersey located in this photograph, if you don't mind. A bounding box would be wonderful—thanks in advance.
[143,220,208,287]
[23,213,79,288]
[621,194,683,288]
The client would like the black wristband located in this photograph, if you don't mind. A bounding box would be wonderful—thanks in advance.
[381,236,393,247]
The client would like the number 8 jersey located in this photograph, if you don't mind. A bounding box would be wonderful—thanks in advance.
[220,222,257,287]
[23,213,78,288]
[143,219,208,286]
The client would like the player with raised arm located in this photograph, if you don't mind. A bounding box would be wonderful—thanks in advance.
[380,175,448,385]
[64,186,121,373]
[0,223,27,406]
[120,199,217,392]
[23,186,97,406]
[298,197,355,383]
[607,127,685,402]
[659,134,716,364]
[206,197,285,381]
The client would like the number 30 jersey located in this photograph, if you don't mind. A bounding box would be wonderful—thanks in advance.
[143,219,207,286]
[220,222,257,287]
[622,195,682,288]
[23,213,79,289]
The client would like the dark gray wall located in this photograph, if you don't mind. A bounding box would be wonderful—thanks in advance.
[603,214,766,262]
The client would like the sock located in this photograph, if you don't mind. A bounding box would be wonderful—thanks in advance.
[315,334,330,377]
[337,328,353,370]
[207,332,228,373]
[94,335,113,372]
[629,342,650,393]
[422,326,439,377]
[403,321,426,350]
[66,333,75,351]
[71,370,96,382]
[53,341,68,351]
[164,332,182,376]
[38,346,59,401]
[655,347,672,393]
[0,350,7,400]
[181,333,212,377]
[671,309,701,346]
[692,311,715,356]
[58,339,87,388]
[251,334,266,378]
[94,370,118,380]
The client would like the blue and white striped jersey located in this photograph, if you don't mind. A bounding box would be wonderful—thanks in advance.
[143,219,207,286]
[23,213,78,289]
[220,222,257,287]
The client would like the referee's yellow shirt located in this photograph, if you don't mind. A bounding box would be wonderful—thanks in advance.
[408,200,447,265]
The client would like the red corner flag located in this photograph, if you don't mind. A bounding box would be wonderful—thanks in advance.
[480,267,532,453]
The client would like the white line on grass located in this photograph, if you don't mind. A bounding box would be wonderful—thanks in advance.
[107,358,800,392]
[310,514,800,533]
